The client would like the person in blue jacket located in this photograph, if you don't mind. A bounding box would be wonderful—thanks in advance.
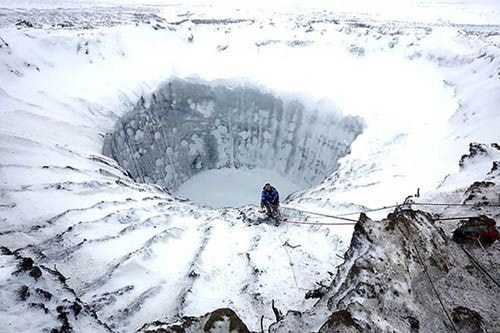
[261,183,280,226]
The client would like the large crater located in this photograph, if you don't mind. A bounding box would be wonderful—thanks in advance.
[103,79,363,205]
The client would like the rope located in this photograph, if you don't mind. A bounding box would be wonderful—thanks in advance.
[432,216,481,221]
[278,215,489,226]
[277,200,499,224]
[414,202,500,207]
[278,234,309,292]
[261,197,496,330]
[398,221,458,333]
[258,198,499,227]
[278,205,359,222]
[335,204,400,217]
[305,200,499,219]
[281,220,356,226]
[461,246,500,288]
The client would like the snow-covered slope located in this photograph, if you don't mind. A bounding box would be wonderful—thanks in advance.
[271,145,500,332]
[0,247,112,332]
[1,1,499,332]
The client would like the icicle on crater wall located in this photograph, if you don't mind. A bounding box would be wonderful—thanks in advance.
[103,79,363,192]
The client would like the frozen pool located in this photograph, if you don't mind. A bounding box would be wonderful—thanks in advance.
[175,167,302,208]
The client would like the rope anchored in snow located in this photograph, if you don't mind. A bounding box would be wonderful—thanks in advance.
[281,220,357,226]
[413,202,500,207]
[262,197,499,228]
[278,234,309,292]
[333,204,400,217]
[278,205,359,222]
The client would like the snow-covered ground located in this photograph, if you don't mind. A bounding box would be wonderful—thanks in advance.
[1,0,499,332]
[176,168,301,208]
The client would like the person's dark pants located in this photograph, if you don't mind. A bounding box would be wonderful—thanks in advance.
[263,202,280,225]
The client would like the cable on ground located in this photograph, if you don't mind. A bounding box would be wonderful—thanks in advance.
[397,220,458,333]
[461,246,500,288]
[279,205,359,222]
[257,198,499,227]
[278,234,309,292]
[414,202,500,207]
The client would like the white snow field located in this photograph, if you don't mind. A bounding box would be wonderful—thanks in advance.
[0,0,500,332]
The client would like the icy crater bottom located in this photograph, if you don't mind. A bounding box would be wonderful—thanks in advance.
[175,167,302,208]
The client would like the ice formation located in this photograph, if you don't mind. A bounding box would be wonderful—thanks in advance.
[103,79,363,194]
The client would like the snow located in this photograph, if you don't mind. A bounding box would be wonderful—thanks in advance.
[0,250,111,333]
[175,167,302,208]
[0,0,499,332]
[8,0,498,25]
[104,79,361,194]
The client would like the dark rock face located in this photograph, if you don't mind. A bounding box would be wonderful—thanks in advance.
[407,316,420,332]
[459,143,500,168]
[464,181,496,203]
[204,308,250,333]
[490,161,500,173]
[29,266,43,280]
[318,310,362,333]
[17,257,34,272]
[459,143,488,168]
[36,288,53,301]
[18,285,30,301]
[451,306,485,333]
[0,246,13,254]
[137,308,250,333]
[270,208,499,333]
[104,79,363,191]
[15,19,34,28]
[305,286,328,299]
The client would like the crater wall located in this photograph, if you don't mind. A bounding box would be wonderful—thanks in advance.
[103,79,363,192]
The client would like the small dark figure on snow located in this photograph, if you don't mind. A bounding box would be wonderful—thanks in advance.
[261,183,280,226]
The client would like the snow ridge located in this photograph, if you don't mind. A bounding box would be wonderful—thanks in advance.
[0,247,112,333]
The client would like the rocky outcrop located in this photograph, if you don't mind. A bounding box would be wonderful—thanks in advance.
[0,247,111,333]
[137,308,251,333]
[459,143,500,169]
[266,150,500,332]
[317,310,362,333]
[271,206,499,332]
[103,79,363,191]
